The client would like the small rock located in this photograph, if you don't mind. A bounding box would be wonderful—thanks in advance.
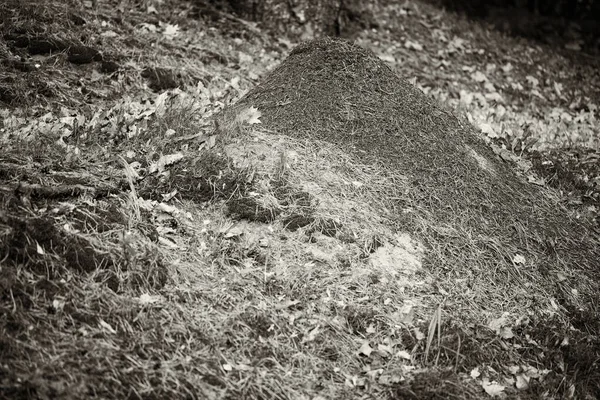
[100,60,119,73]
[68,45,102,64]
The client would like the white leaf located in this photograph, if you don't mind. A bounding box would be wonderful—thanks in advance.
[485,92,504,102]
[516,374,530,390]
[162,23,180,38]
[482,379,505,397]
[358,341,373,357]
[414,327,425,341]
[498,326,514,339]
[148,153,184,174]
[404,40,423,51]
[237,106,262,125]
[223,225,244,239]
[513,254,526,265]
[526,75,539,86]
[157,202,180,215]
[470,367,481,378]
[489,316,508,331]
[101,30,118,38]
[501,63,513,73]
[396,350,412,360]
[472,71,488,83]
[230,76,241,90]
[52,299,65,311]
[139,293,161,305]
[489,315,514,339]
[378,54,396,63]
[507,365,520,374]
[479,123,497,138]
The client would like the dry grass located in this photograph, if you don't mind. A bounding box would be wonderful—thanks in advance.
[1,1,600,400]
[227,36,600,397]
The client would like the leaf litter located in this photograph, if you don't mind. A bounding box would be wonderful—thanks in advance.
[1,0,599,399]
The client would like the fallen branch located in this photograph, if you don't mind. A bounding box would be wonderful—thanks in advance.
[4,182,118,200]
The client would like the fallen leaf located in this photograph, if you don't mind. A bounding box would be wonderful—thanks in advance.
[479,123,497,138]
[404,40,423,51]
[139,293,161,305]
[502,63,513,73]
[482,379,505,397]
[414,327,425,341]
[148,153,184,174]
[358,341,373,357]
[472,71,488,83]
[378,53,396,63]
[526,75,539,87]
[101,30,118,38]
[489,315,514,339]
[448,37,466,52]
[489,315,507,331]
[516,374,530,390]
[498,327,514,339]
[512,254,526,265]
[237,106,262,125]
[157,202,180,215]
[223,225,244,239]
[162,23,180,38]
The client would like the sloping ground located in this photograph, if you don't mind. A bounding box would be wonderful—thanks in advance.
[223,37,600,397]
[1,1,600,399]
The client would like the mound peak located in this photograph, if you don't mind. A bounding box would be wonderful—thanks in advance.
[230,37,534,226]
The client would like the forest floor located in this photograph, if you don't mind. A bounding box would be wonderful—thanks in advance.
[1,0,599,399]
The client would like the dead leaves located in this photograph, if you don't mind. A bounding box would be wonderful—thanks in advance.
[236,106,262,125]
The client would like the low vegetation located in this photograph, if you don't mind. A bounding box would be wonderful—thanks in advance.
[1,1,599,399]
